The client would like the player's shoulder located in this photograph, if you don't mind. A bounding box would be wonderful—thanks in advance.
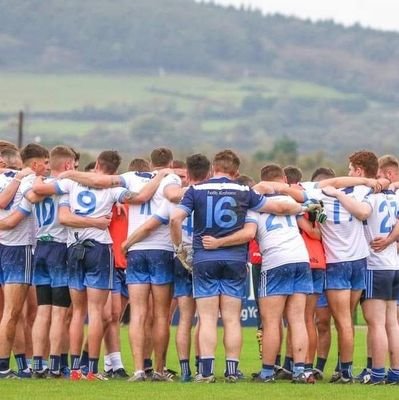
[0,170,15,186]
[121,170,154,183]
[161,172,181,187]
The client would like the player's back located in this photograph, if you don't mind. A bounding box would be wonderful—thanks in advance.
[32,177,67,243]
[247,196,309,270]
[180,176,265,263]
[59,179,126,245]
[363,191,399,270]
[305,184,370,263]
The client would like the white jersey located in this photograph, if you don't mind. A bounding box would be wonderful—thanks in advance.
[246,196,309,271]
[0,171,34,246]
[362,191,399,270]
[121,171,181,251]
[154,199,193,248]
[56,178,127,246]
[303,182,370,263]
[21,176,67,243]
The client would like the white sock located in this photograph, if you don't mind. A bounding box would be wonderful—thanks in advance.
[109,352,124,371]
[104,354,112,372]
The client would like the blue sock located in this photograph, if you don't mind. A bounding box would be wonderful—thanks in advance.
[200,357,215,377]
[260,364,274,379]
[60,353,69,369]
[0,357,10,371]
[144,358,152,370]
[70,354,80,370]
[340,362,353,379]
[225,358,239,377]
[15,354,28,371]
[305,363,313,371]
[371,367,385,383]
[367,357,372,369]
[315,357,327,372]
[179,359,191,377]
[50,355,61,373]
[293,362,305,377]
[89,358,99,374]
[283,356,293,371]
[33,356,43,372]
[387,368,399,382]
[80,351,89,367]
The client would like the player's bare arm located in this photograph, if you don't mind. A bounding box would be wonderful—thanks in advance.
[0,167,33,209]
[57,170,123,189]
[170,208,187,247]
[371,219,399,253]
[297,216,322,240]
[318,176,389,192]
[121,217,162,255]
[58,206,111,230]
[0,209,27,230]
[202,222,257,249]
[32,176,59,196]
[322,185,372,220]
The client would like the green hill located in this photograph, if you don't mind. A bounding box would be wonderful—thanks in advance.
[0,0,398,171]
[1,0,399,102]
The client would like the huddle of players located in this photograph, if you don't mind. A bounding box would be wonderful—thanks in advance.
[0,139,398,385]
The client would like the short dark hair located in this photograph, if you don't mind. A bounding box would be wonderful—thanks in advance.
[260,163,284,181]
[284,165,302,184]
[310,167,336,182]
[236,174,256,188]
[84,161,96,172]
[69,147,80,162]
[20,143,49,163]
[212,149,240,175]
[349,150,378,178]
[97,150,121,174]
[128,158,151,172]
[150,147,173,168]
[186,153,210,181]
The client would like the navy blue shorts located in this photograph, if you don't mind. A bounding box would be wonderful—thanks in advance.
[174,257,193,298]
[126,250,174,285]
[0,244,32,285]
[325,258,366,291]
[259,262,313,297]
[192,260,247,299]
[68,242,114,291]
[364,269,399,301]
[112,268,128,298]
[316,292,329,308]
[311,269,325,295]
[33,241,68,287]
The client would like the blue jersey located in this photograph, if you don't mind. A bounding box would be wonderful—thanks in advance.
[178,176,266,262]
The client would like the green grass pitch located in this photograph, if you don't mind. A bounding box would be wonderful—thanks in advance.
[1,325,396,400]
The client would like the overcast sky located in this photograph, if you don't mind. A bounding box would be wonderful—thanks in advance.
[202,0,399,32]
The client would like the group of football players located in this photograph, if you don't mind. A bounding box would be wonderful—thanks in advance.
[0,139,398,385]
